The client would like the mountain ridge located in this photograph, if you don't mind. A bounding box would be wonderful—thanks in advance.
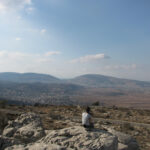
[0,72,60,83]
[0,72,150,83]
[0,72,150,108]
[68,74,150,88]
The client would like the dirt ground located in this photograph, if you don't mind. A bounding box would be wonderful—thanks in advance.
[0,105,150,150]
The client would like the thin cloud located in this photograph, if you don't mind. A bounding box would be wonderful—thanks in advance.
[0,50,61,62]
[26,7,34,14]
[44,51,61,56]
[0,50,29,59]
[40,29,47,34]
[16,15,22,20]
[0,3,6,13]
[27,28,47,35]
[15,37,21,41]
[71,53,110,63]
[105,64,137,70]
[0,0,32,13]
[0,50,62,73]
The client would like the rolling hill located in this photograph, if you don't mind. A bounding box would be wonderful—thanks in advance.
[0,72,150,108]
[0,72,60,83]
[68,74,150,89]
[1,72,150,89]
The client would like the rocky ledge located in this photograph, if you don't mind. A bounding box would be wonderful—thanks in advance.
[0,113,139,150]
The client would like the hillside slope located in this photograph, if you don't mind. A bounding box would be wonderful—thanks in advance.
[68,74,150,88]
[1,72,150,89]
[0,73,150,108]
[0,72,60,83]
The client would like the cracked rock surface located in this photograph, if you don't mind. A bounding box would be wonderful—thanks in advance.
[0,113,139,150]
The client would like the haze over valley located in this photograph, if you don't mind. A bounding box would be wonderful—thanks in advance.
[0,72,150,109]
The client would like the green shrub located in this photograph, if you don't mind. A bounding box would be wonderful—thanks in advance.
[92,101,99,106]
[0,112,8,132]
[122,122,134,131]
[0,100,7,108]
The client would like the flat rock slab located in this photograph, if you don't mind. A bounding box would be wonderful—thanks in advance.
[4,126,118,150]
[5,143,69,150]
[42,126,118,150]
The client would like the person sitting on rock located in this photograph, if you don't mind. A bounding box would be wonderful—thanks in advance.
[82,106,94,129]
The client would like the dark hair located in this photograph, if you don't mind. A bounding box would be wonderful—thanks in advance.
[86,106,90,113]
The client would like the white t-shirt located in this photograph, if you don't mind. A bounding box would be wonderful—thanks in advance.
[82,112,91,126]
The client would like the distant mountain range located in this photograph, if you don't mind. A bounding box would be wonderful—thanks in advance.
[0,72,60,83]
[0,72,150,108]
[0,72,150,89]
[68,74,150,89]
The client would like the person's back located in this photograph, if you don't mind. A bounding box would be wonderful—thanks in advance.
[82,112,91,126]
[82,107,93,128]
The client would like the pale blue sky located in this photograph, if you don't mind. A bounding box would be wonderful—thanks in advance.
[0,0,150,80]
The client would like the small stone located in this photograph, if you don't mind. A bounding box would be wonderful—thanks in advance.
[118,143,128,150]
[3,127,15,137]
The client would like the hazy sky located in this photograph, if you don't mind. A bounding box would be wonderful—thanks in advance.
[0,0,150,80]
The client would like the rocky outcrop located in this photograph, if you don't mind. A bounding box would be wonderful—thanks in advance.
[3,113,45,142]
[0,113,139,150]
[42,126,118,150]
[1,113,45,149]
[103,126,139,150]
[5,143,68,150]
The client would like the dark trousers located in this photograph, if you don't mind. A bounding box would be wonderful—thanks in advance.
[83,124,94,129]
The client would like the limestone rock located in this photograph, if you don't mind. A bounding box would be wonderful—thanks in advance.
[42,126,118,150]
[3,126,119,150]
[103,128,139,150]
[5,143,69,150]
[3,113,45,143]
[0,135,21,150]
[118,143,128,150]
[2,127,15,137]
[1,113,139,150]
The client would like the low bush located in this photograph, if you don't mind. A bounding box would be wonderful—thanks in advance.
[92,101,99,106]
[0,112,8,133]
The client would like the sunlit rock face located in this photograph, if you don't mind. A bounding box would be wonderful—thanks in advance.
[3,113,45,142]
[0,113,139,150]
[41,126,118,150]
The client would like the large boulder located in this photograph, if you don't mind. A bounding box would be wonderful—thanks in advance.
[103,127,139,150]
[6,126,118,150]
[41,126,118,150]
[2,113,45,143]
